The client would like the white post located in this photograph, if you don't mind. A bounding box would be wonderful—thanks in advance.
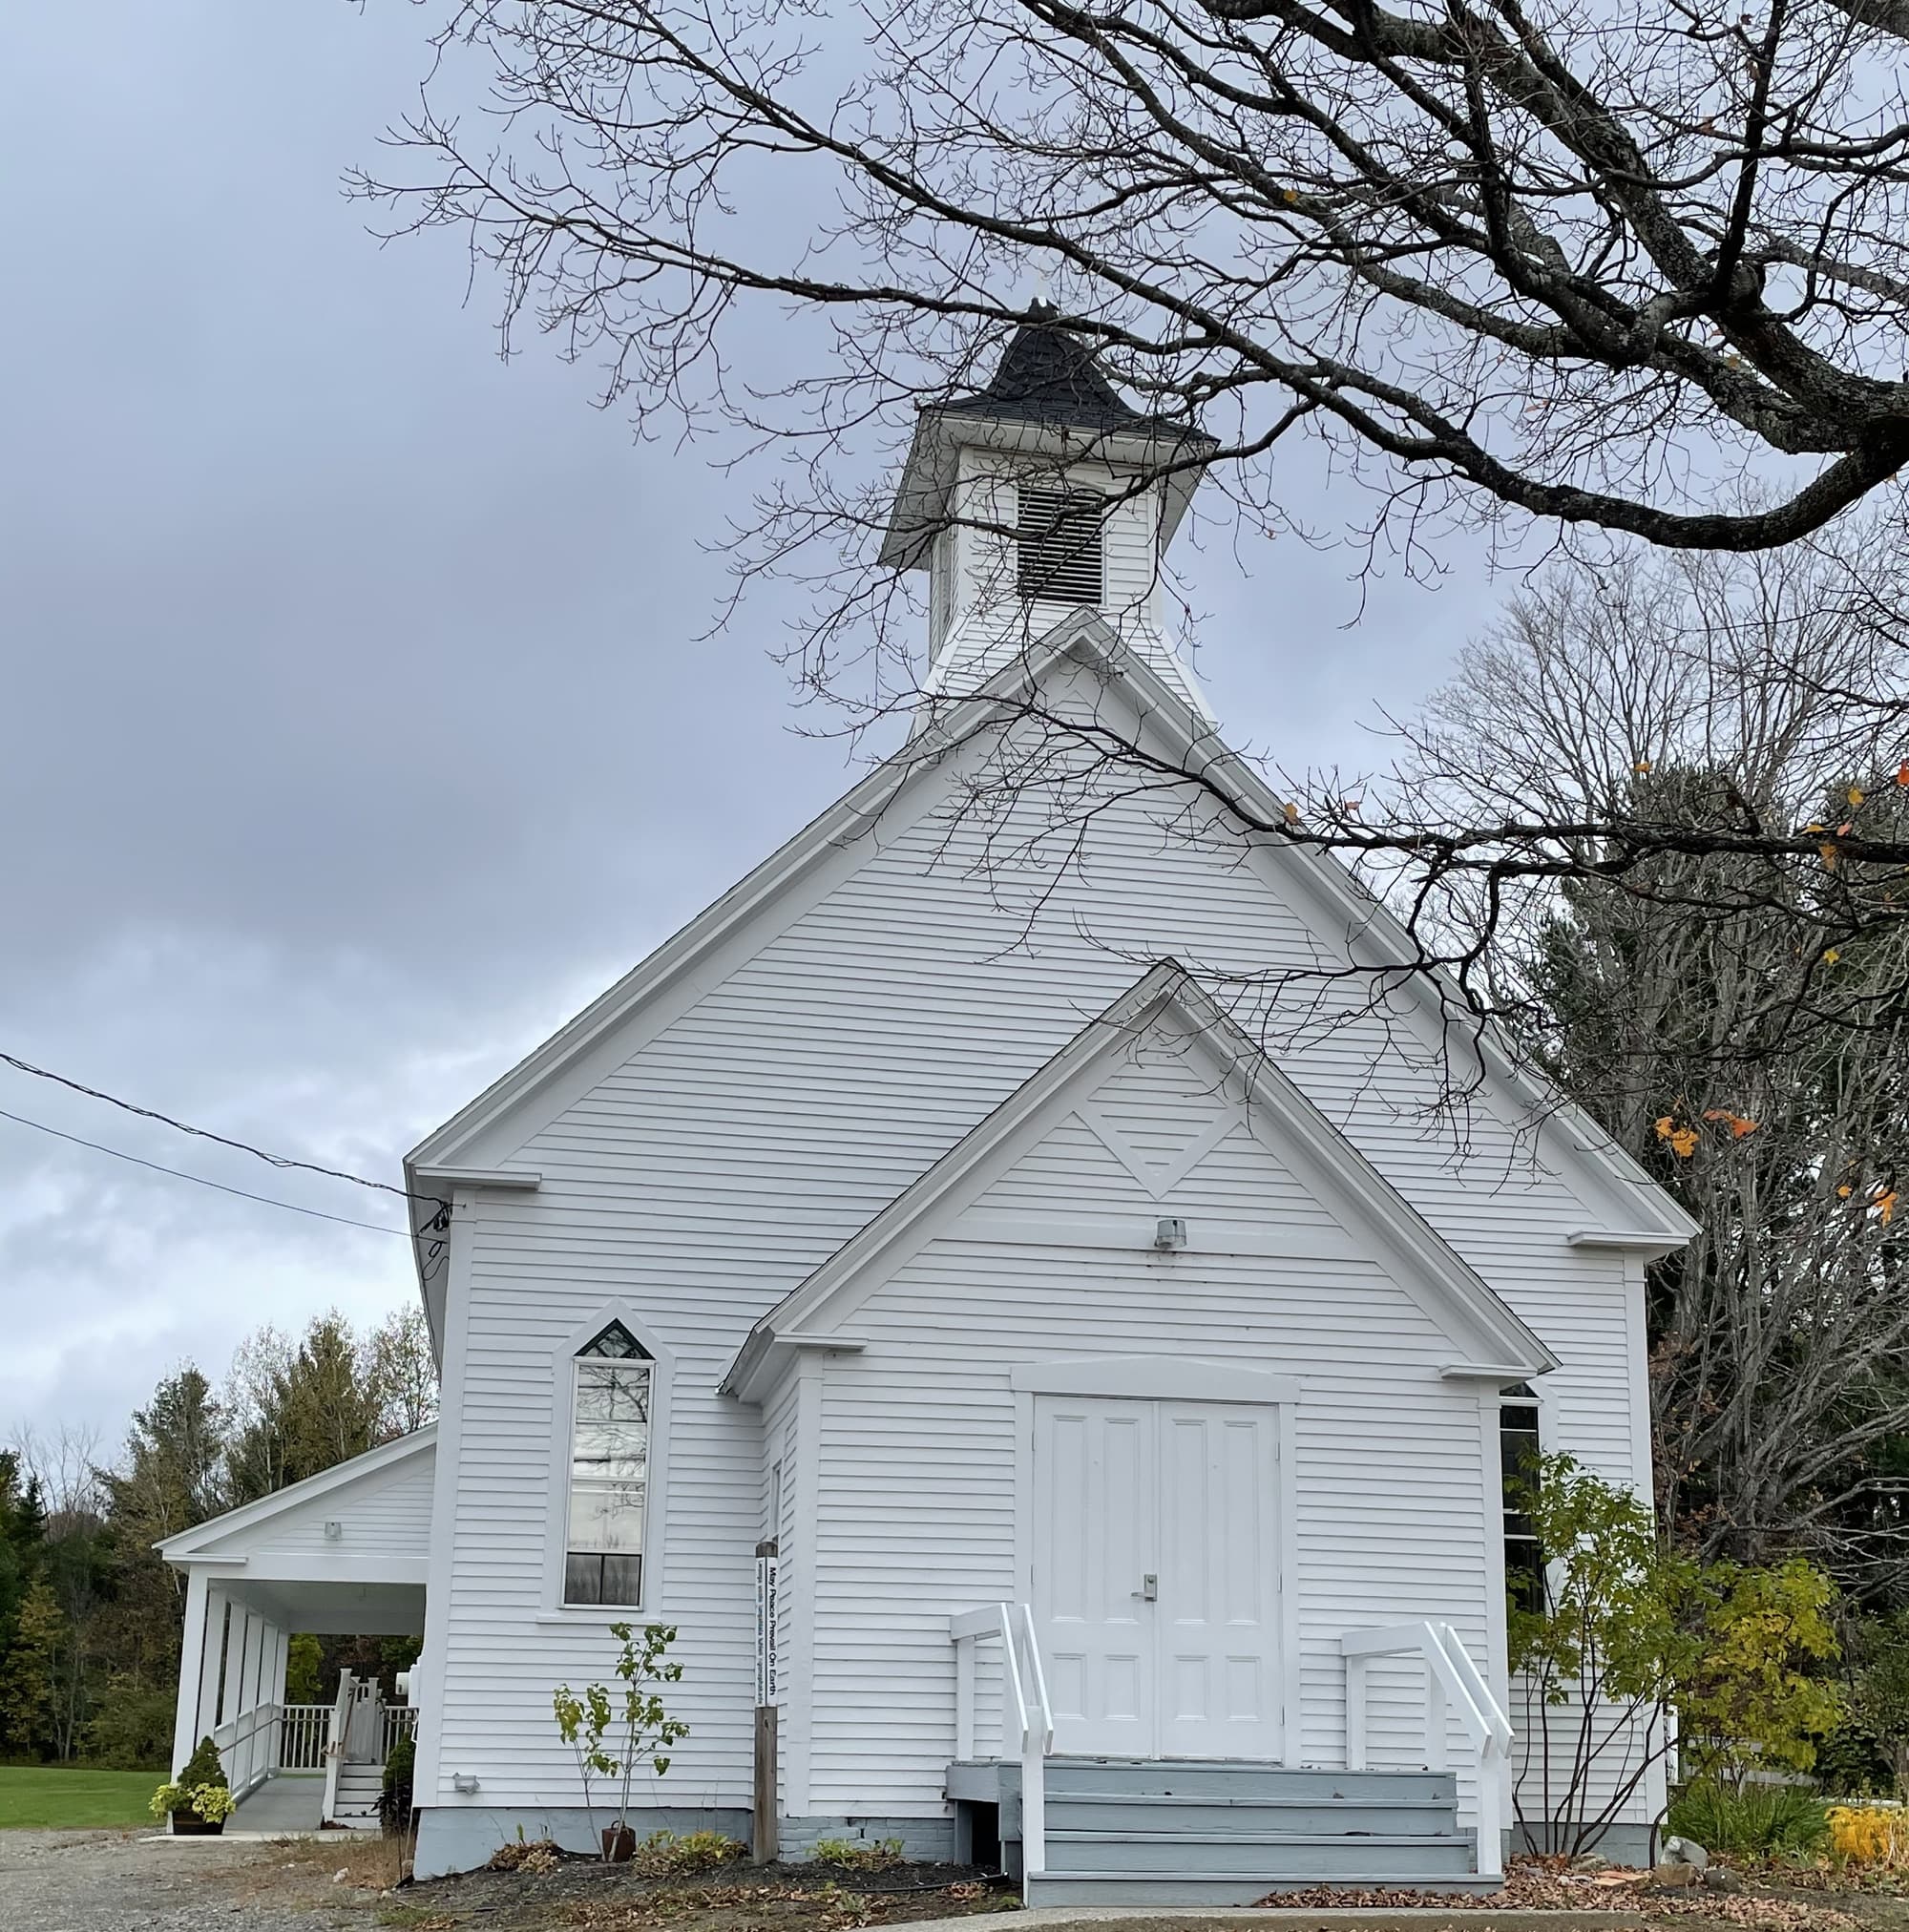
[171,1569,210,1778]
[219,1609,252,1726]
[1475,1742,1505,1880]
[954,1637,975,1762]
[195,1589,228,1749]
[1345,1652,1368,1771]
[1425,1659,1448,1772]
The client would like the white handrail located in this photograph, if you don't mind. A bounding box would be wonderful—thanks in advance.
[1341,1621,1508,1881]
[210,1697,281,1799]
[950,1604,1054,1892]
[320,1670,354,1826]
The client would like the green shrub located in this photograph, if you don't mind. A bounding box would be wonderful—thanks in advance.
[1667,1778,1831,1857]
[378,1732,416,1837]
[1815,1719,1894,1799]
[811,1836,905,1870]
[150,1733,232,1823]
[636,1828,747,1875]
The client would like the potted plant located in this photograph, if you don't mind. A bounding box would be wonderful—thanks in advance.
[553,1622,688,1861]
[151,1736,236,1836]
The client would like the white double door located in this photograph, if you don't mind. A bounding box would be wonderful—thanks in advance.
[1031,1396,1283,1760]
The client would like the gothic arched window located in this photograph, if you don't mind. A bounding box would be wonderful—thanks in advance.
[565,1321,653,1606]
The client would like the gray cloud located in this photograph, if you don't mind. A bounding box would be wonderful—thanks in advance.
[0,0,1496,1451]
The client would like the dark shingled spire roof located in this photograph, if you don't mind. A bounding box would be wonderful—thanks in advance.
[931,304,1170,433]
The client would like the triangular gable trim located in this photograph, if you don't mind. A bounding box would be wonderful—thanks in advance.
[719,963,1558,1400]
[155,1425,436,1563]
[407,606,1691,1274]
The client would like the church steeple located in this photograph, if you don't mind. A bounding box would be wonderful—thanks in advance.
[879,308,1216,714]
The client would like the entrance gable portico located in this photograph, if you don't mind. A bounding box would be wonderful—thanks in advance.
[158,1429,433,1816]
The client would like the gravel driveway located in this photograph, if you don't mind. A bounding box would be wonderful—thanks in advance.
[0,1829,378,1932]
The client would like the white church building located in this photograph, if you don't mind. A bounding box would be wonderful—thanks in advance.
[162,312,1694,1899]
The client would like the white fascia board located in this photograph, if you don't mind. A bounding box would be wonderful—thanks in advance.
[155,1425,436,1562]
[1439,1362,1552,1381]
[722,961,1556,1392]
[411,1166,542,1190]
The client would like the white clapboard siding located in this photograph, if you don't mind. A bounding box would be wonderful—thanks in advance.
[427,669,1650,1824]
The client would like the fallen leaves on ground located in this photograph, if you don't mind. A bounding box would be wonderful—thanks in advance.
[1255,1858,1857,1928]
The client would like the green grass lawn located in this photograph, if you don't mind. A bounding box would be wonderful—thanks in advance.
[0,1764,161,1829]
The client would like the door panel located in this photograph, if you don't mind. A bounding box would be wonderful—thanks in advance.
[1157,1403,1282,1758]
[1033,1399,1155,1755]
[1032,1394,1282,1760]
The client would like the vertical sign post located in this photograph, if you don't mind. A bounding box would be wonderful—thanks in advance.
[752,1540,780,1862]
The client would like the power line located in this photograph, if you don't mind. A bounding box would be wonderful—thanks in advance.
[0,1104,410,1239]
[0,1048,447,1219]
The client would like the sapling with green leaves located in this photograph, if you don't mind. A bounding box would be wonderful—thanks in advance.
[552,1622,689,1853]
[1508,1454,1843,1855]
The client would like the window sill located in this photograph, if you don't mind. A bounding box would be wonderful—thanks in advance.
[534,1606,676,1626]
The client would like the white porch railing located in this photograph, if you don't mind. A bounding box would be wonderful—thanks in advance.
[212,1697,281,1799]
[951,1604,1054,1885]
[278,1703,331,1771]
[1341,1621,1513,1881]
[381,1704,419,1758]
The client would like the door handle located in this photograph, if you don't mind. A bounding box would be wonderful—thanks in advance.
[1133,1574,1158,1602]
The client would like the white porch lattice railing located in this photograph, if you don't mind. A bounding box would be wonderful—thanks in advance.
[1341,1621,1513,1880]
[950,1605,1054,1884]
[278,1704,331,1771]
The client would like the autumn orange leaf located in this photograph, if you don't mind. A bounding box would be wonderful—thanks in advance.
[1878,1190,1899,1226]
[1848,786,1866,808]
[1838,1184,1856,1199]
[1896,760,1909,788]
[1823,949,1841,965]
[1821,844,1840,869]
[1634,759,1653,773]
[1702,1109,1759,1138]
[1282,801,1300,827]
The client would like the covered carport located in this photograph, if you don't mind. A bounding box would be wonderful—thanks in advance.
[157,1427,434,1828]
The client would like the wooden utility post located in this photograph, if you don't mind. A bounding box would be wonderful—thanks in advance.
[753,1539,780,1863]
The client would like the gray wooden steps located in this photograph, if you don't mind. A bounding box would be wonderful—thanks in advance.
[950,1755,1482,1905]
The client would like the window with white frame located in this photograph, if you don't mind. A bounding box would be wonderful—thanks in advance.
[1500,1382,1543,1614]
[565,1320,653,1606]
[1016,484,1106,605]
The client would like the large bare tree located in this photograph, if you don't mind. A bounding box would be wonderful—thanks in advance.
[369,0,1909,553]
[1385,542,1909,1583]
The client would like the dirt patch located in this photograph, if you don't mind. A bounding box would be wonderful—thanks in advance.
[390,1858,1015,1932]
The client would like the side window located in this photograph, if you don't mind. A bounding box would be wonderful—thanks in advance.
[1500,1383,1543,1615]
[565,1321,652,1607]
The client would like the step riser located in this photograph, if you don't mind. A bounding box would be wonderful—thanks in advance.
[1027,1875,1497,1906]
[1047,1798,1454,1835]
[1046,1838,1475,1879]
[1043,1765,1456,1804]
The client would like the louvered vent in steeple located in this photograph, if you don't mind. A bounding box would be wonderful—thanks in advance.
[1016,484,1106,606]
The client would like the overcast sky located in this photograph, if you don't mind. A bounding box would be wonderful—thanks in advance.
[0,1,1502,1460]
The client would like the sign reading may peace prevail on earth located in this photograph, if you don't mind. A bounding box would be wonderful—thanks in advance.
[756,1546,781,1707]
